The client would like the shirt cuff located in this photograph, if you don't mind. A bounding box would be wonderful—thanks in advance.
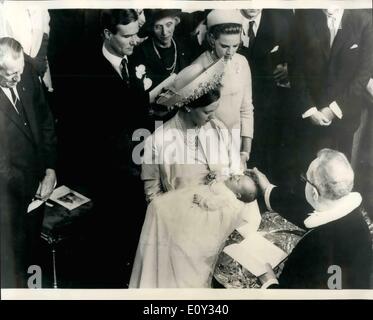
[261,278,279,289]
[302,107,318,119]
[329,101,343,119]
[367,78,373,96]
[264,184,276,212]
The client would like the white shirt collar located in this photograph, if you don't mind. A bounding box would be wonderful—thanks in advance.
[324,9,344,30]
[102,43,127,79]
[242,11,262,36]
[304,192,362,229]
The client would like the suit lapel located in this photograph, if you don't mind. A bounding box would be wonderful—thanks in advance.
[249,12,269,57]
[17,82,38,144]
[0,87,34,142]
[330,11,352,58]
[175,38,188,70]
[314,11,332,60]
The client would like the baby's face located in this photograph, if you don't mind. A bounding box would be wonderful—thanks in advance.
[226,175,257,202]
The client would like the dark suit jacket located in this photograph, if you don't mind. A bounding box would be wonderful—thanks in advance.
[293,9,373,133]
[129,36,193,92]
[73,45,150,194]
[62,47,151,285]
[0,60,57,287]
[239,9,294,110]
[269,187,372,289]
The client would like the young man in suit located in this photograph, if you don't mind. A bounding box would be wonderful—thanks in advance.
[239,9,295,186]
[292,9,373,171]
[250,148,372,289]
[68,9,150,287]
[0,37,57,288]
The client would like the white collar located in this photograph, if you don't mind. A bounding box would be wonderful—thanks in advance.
[304,192,362,229]
[324,9,344,30]
[242,11,262,36]
[102,43,127,78]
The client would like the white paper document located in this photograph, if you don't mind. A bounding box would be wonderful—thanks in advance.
[223,233,288,277]
[235,200,261,238]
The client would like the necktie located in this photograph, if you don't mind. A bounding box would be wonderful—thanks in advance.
[121,58,130,86]
[10,87,18,108]
[328,16,337,47]
[10,88,28,127]
[248,21,256,49]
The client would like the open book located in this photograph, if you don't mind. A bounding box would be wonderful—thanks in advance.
[49,185,91,211]
[223,232,288,277]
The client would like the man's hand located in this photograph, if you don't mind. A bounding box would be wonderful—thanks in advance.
[36,168,56,201]
[320,107,335,122]
[246,167,271,195]
[309,110,331,126]
[273,63,289,83]
[258,263,277,286]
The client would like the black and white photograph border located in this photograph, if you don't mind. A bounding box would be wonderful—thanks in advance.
[1,0,373,301]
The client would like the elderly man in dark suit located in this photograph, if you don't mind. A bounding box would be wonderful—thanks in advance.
[0,37,57,288]
[292,9,373,171]
[250,148,372,289]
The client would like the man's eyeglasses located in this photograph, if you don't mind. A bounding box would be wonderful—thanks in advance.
[300,172,320,194]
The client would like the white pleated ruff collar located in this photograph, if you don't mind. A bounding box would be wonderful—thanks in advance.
[304,192,362,229]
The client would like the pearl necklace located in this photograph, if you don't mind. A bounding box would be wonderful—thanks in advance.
[175,113,201,153]
[152,38,177,74]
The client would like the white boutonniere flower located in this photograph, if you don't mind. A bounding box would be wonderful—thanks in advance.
[135,64,153,90]
[143,77,152,90]
[135,64,146,79]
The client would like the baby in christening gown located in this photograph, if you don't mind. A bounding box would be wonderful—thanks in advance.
[129,174,259,288]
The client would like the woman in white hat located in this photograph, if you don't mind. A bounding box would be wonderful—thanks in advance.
[140,60,238,204]
[193,10,254,170]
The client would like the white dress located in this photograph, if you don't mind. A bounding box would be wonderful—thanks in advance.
[141,112,240,203]
[192,51,254,139]
[129,182,254,288]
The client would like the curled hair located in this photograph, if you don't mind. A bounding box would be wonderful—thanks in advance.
[311,149,354,200]
[208,23,242,39]
[0,37,23,69]
[183,86,221,110]
[100,9,138,35]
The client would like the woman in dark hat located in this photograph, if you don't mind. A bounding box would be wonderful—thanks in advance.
[129,9,193,94]
[131,9,191,91]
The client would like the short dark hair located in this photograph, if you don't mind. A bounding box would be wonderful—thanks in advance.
[100,9,138,34]
[208,23,242,39]
[185,86,221,110]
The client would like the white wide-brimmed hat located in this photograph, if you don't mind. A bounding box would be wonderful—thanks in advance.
[207,9,243,29]
[156,58,226,108]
